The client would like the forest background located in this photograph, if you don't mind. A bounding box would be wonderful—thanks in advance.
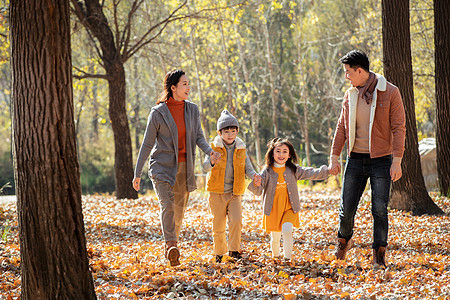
[0,0,436,196]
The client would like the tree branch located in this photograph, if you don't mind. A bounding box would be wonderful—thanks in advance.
[72,66,111,80]
[120,0,143,60]
[124,0,248,61]
[70,0,107,64]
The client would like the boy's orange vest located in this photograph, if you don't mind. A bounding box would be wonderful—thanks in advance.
[206,136,247,195]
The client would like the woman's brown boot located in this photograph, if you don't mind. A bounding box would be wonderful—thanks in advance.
[165,242,180,267]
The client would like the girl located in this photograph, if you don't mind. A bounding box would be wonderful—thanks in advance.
[248,138,329,262]
[133,69,220,267]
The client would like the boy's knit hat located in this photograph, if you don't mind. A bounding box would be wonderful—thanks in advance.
[217,109,239,131]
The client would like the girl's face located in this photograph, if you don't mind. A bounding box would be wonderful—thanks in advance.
[171,74,190,101]
[273,144,290,165]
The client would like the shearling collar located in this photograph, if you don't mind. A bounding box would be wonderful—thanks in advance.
[213,135,246,149]
[375,73,387,92]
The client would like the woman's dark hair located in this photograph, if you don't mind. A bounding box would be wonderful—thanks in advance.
[339,50,370,72]
[156,69,185,104]
[264,138,298,173]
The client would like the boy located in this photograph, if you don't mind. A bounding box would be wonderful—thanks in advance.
[203,110,260,263]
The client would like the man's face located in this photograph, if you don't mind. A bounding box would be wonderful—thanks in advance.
[343,64,365,87]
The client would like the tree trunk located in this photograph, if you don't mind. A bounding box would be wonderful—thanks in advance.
[132,57,141,152]
[382,0,444,215]
[263,21,279,137]
[10,1,96,299]
[218,20,235,115]
[189,24,210,137]
[91,79,99,141]
[235,25,262,166]
[294,2,312,183]
[434,0,450,197]
[72,0,138,199]
[107,62,137,199]
[189,23,207,181]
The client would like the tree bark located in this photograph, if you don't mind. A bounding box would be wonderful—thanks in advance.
[189,24,210,137]
[235,25,262,166]
[71,0,138,199]
[382,0,444,215]
[218,20,235,115]
[107,62,137,199]
[132,57,141,152]
[10,1,96,298]
[434,0,450,197]
[263,20,279,137]
[189,23,207,177]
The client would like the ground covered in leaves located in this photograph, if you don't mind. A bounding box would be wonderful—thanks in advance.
[1,189,450,299]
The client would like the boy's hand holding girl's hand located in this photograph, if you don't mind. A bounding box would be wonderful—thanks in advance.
[253,174,262,186]
[210,151,221,165]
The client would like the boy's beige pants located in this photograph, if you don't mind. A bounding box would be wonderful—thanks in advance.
[209,192,242,255]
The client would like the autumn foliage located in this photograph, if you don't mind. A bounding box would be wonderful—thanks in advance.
[1,189,449,299]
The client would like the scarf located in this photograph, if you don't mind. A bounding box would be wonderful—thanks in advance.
[357,71,378,104]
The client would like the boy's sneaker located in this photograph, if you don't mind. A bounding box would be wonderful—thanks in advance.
[215,255,223,263]
[166,247,180,267]
[229,251,242,260]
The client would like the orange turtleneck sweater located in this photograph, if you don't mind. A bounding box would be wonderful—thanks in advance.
[166,97,186,162]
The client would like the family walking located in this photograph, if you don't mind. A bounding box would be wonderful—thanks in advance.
[132,50,406,268]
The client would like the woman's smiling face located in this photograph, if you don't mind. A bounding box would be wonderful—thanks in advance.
[171,74,190,101]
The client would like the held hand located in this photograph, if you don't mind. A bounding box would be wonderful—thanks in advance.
[132,177,141,191]
[210,151,221,165]
[253,174,262,186]
[328,161,341,176]
[390,162,402,182]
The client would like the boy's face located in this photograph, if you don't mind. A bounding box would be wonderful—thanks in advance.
[218,128,238,145]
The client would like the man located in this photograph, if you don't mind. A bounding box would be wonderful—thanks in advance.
[329,50,406,267]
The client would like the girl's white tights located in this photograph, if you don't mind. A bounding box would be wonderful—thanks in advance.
[270,222,293,259]
[270,231,281,257]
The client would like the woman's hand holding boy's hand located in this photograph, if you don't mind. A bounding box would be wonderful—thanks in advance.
[210,151,221,165]
[253,174,262,186]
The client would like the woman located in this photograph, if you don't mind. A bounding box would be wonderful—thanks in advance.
[133,69,219,267]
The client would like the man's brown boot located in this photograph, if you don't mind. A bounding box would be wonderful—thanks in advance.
[335,238,353,260]
[372,246,387,267]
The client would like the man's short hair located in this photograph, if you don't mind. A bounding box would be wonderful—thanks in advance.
[339,50,370,72]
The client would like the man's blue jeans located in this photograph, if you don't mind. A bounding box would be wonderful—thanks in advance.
[338,152,392,249]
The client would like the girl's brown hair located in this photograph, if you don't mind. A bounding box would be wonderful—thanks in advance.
[156,69,185,104]
[264,138,298,173]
